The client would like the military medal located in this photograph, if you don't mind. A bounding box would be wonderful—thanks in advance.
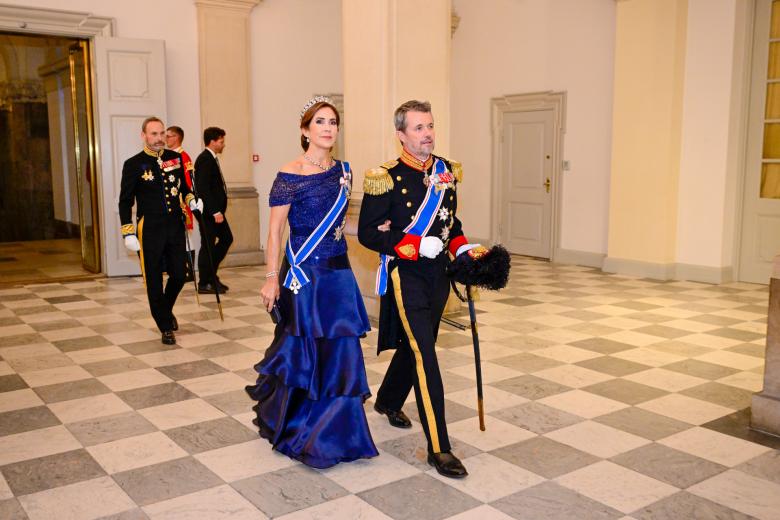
[142,170,154,181]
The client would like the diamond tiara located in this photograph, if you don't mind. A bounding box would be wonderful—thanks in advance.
[300,96,333,119]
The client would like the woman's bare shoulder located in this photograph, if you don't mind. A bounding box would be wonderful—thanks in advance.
[279,158,304,174]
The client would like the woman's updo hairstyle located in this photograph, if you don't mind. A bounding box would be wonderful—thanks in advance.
[300,96,340,151]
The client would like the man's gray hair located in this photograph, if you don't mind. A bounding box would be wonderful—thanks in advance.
[394,100,432,131]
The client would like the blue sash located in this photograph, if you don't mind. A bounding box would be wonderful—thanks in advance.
[375,158,447,295]
[284,162,351,294]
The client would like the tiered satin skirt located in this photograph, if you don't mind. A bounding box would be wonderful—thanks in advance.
[245,254,378,468]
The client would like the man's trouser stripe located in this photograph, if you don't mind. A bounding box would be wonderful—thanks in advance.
[391,268,440,453]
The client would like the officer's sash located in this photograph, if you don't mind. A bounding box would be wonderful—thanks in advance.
[283,162,351,294]
[375,158,447,295]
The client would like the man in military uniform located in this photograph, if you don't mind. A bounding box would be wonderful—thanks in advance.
[120,117,203,345]
[358,100,481,479]
[165,125,197,282]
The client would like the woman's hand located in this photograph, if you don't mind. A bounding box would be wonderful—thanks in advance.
[377,219,391,232]
[260,278,280,311]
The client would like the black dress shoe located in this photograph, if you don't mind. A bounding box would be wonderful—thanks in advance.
[197,283,217,294]
[171,315,178,331]
[428,451,468,479]
[161,331,176,345]
[217,280,229,292]
[374,402,412,429]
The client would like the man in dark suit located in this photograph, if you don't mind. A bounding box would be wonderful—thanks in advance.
[194,126,233,294]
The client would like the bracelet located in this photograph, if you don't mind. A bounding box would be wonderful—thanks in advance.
[265,270,279,278]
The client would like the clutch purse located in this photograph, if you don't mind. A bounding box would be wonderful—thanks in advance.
[268,302,282,324]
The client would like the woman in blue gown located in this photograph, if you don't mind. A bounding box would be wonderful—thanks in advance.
[245,97,378,468]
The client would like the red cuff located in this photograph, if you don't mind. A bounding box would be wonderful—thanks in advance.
[394,234,421,260]
[448,235,468,256]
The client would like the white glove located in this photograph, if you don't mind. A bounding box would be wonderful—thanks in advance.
[189,198,203,213]
[124,235,141,252]
[419,236,444,259]
[456,243,482,257]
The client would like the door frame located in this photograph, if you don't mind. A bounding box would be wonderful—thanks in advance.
[0,4,113,273]
[735,0,770,282]
[490,91,566,260]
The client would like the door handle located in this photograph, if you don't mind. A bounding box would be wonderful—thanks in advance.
[544,178,551,193]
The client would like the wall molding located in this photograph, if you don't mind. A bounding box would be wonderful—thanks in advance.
[0,5,113,37]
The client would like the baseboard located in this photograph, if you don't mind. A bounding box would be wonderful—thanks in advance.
[553,248,606,268]
[222,249,264,268]
[603,256,734,284]
[675,263,733,284]
[602,256,676,280]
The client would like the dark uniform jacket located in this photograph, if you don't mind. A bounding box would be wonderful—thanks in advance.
[119,146,194,236]
[194,149,228,216]
[358,151,468,351]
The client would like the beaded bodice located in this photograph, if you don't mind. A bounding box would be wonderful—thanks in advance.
[269,161,349,259]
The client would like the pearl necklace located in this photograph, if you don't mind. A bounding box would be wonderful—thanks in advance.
[303,154,333,171]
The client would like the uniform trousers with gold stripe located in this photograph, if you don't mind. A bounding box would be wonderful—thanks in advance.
[377,256,452,454]
[138,213,186,332]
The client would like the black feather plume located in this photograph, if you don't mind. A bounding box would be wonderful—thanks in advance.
[446,244,511,290]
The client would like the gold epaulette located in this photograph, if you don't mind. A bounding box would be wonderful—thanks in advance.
[363,167,394,195]
[121,223,135,236]
[450,160,463,183]
[382,159,399,169]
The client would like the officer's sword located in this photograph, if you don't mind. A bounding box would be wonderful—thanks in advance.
[181,212,200,306]
[196,212,223,320]
[451,280,486,431]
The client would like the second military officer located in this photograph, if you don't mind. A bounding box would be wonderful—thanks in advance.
[119,116,203,345]
[358,100,482,479]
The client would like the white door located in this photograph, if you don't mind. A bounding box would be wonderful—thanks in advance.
[93,36,167,276]
[500,109,554,258]
[739,0,779,283]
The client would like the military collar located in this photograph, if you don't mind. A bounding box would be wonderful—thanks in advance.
[399,148,433,172]
[143,145,163,158]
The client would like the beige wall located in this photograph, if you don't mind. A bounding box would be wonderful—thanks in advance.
[451,0,616,249]
[608,0,687,265]
[249,0,343,248]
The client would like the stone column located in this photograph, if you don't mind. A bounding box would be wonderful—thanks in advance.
[751,255,780,436]
[195,0,263,266]
[342,0,457,317]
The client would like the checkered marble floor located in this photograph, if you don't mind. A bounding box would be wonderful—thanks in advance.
[1,256,779,520]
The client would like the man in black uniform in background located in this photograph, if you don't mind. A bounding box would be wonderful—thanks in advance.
[358,100,481,479]
[194,126,233,294]
[119,117,203,345]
